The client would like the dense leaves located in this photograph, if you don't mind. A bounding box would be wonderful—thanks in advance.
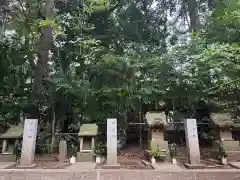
[1,0,240,134]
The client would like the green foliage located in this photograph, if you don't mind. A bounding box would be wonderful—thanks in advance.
[149,146,167,161]
[216,141,227,158]
[1,0,240,144]
[13,141,22,160]
[94,141,106,156]
[169,143,180,158]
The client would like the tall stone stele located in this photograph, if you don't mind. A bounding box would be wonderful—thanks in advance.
[20,119,38,167]
[184,119,201,165]
[107,118,118,165]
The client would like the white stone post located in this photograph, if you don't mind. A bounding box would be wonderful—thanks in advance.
[184,119,201,164]
[20,119,38,166]
[107,118,118,165]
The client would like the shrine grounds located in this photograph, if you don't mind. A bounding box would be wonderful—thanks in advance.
[0,168,240,180]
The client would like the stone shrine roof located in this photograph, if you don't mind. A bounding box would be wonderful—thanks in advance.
[78,123,98,136]
[145,112,167,127]
[0,124,24,139]
[210,113,240,128]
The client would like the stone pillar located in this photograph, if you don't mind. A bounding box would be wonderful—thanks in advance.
[107,118,118,165]
[91,137,95,151]
[20,119,38,167]
[2,140,7,153]
[58,140,67,162]
[184,119,201,165]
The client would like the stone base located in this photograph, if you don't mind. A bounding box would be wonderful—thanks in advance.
[228,162,240,169]
[184,163,205,169]
[16,163,37,169]
[58,158,69,162]
[96,164,122,169]
[226,151,240,161]
[0,154,16,162]
[77,152,94,162]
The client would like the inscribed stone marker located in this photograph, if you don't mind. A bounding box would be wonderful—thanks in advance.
[20,119,38,166]
[107,118,117,165]
[184,119,200,164]
[59,140,67,161]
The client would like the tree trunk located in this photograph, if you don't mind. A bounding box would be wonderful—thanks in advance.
[185,0,199,32]
[33,0,54,94]
[0,0,8,38]
[29,0,54,118]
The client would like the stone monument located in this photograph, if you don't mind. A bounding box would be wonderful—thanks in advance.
[20,119,38,167]
[107,118,118,165]
[77,123,98,162]
[145,112,170,162]
[58,140,67,162]
[184,118,203,169]
[0,124,24,162]
[211,113,240,161]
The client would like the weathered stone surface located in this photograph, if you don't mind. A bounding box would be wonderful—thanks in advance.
[20,119,38,166]
[170,172,196,180]
[59,140,68,162]
[107,118,117,165]
[184,119,201,165]
[1,169,240,180]
[77,152,94,162]
[78,124,98,137]
[2,140,7,153]
[184,163,205,169]
[0,124,24,139]
[229,162,240,169]
[196,171,240,180]
[73,171,97,180]
[0,154,16,162]
[220,131,233,140]
[227,151,240,162]
[25,172,74,180]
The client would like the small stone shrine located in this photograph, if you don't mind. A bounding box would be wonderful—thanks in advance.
[145,112,170,161]
[77,123,98,162]
[0,124,24,162]
[211,113,240,161]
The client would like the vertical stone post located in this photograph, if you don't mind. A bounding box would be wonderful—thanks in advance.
[107,118,118,165]
[184,119,201,165]
[20,119,38,167]
[58,140,67,162]
[2,140,7,153]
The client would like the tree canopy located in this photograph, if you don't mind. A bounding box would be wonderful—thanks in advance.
[0,0,240,134]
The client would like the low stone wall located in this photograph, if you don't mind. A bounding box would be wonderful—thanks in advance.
[1,169,240,180]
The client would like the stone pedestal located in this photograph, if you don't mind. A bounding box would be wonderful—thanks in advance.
[184,119,201,166]
[213,129,240,161]
[150,131,170,161]
[107,118,118,166]
[20,119,38,167]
